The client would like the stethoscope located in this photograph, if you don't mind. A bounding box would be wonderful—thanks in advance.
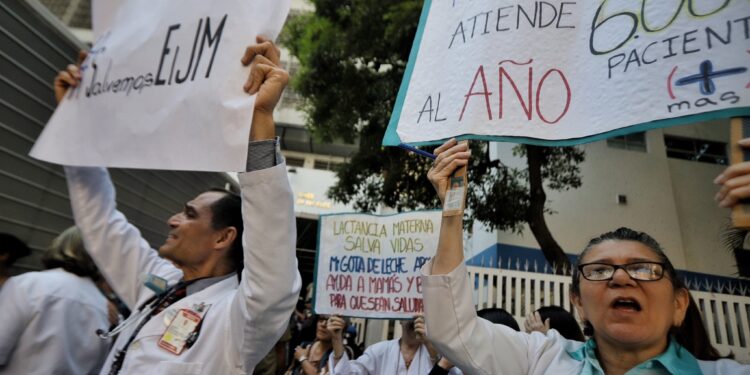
[95,279,193,339]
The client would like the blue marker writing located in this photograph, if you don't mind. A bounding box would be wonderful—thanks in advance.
[398,143,436,160]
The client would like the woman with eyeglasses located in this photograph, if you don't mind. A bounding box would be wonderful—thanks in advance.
[287,315,340,375]
[420,139,749,375]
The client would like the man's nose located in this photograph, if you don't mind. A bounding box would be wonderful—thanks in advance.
[167,213,181,228]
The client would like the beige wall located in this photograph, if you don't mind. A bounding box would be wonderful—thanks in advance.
[487,120,735,277]
[664,120,733,276]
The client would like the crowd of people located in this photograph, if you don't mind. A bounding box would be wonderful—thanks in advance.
[249,293,589,375]
[0,36,749,374]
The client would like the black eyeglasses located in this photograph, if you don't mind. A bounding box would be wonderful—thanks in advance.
[577,262,665,281]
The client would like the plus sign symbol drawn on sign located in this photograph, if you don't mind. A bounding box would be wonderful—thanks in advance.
[675,59,747,96]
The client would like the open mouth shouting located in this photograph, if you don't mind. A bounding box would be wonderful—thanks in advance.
[611,297,642,312]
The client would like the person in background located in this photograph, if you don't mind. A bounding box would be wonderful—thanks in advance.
[287,315,339,375]
[254,325,293,375]
[0,226,110,375]
[327,315,461,375]
[430,307,518,374]
[477,307,520,331]
[524,305,585,341]
[291,283,317,363]
[95,278,130,336]
[343,322,363,360]
[422,138,749,374]
[0,233,31,289]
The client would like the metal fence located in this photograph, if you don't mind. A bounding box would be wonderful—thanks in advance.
[364,265,750,363]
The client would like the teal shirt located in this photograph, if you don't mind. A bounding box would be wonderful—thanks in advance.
[568,338,702,375]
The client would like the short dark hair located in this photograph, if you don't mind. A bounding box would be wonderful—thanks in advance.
[0,233,31,266]
[477,307,520,331]
[571,227,728,360]
[536,305,584,341]
[206,188,243,272]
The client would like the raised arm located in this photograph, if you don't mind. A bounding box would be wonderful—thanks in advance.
[64,167,181,308]
[421,140,533,375]
[228,36,302,368]
[426,139,470,274]
[56,57,180,308]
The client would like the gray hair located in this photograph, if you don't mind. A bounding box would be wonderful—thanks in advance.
[42,227,100,279]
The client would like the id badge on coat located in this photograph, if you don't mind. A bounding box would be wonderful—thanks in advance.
[158,309,202,355]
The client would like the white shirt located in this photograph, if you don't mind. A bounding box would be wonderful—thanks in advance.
[65,163,301,374]
[329,338,462,375]
[421,261,750,375]
[0,268,110,375]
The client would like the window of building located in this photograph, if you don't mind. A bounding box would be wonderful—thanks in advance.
[313,159,342,171]
[606,132,647,152]
[664,136,728,165]
[285,157,305,168]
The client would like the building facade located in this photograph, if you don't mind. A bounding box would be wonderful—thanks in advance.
[470,119,744,282]
[1,0,237,274]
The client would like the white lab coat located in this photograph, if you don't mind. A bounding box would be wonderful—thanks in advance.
[0,268,110,375]
[421,261,750,375]
[329,338,463,375]
[65,163,301,375]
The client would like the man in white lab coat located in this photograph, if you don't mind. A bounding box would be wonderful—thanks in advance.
[55,37,301,374]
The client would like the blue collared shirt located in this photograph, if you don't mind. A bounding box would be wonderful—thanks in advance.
[568,338,702,375]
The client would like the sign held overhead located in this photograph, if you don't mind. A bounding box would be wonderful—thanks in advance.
[384,0,750,147]
[31,0,291,171]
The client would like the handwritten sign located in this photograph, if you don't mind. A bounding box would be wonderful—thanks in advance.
[383,0,750,147]
[30,0,290,171]
[313,211,441,319]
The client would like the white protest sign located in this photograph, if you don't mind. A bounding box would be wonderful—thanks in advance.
[31,0,290,171]
[383,0,750,147]
[314,211,442,319]
[91,0,121,40]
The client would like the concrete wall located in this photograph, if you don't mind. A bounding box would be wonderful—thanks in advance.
[664,120,733,276]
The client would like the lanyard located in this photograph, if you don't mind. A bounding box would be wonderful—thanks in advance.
[103,278,202,375]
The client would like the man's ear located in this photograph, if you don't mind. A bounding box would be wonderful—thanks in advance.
[214,227,237,250]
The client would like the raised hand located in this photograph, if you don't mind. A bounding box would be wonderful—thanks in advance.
[53,50,88,104]
[523,311,551,334]
[326,315,346,340]
[716,138,750,208]
[413,315,427,342]
[241,36,288,141]
[326,315,347,363]
[427,139,470,203]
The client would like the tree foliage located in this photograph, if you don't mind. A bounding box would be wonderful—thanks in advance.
[281,0,584,268]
